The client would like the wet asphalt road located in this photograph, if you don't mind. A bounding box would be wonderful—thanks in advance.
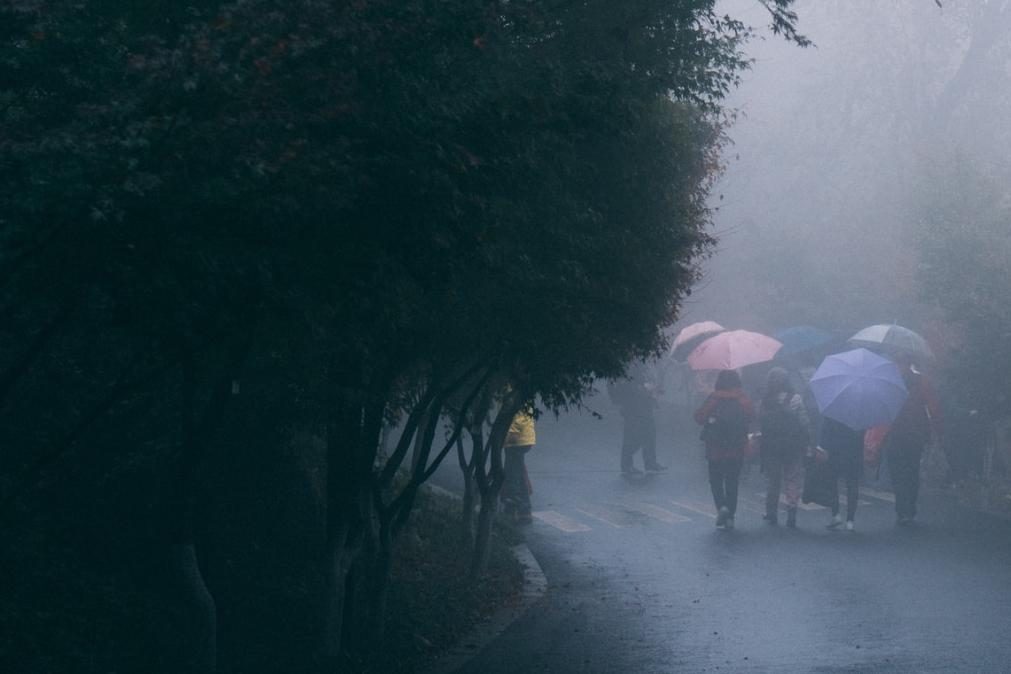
[438,404,1011,673]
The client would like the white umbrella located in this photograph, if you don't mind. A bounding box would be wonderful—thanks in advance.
[848,324,934,362]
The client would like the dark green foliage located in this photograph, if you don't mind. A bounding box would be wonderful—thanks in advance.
[0,0,803,669]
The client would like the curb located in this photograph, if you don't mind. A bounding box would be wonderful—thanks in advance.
[422,486,548,674]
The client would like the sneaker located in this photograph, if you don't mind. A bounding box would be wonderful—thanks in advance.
[724,516,735,530]
[716,506,730,527]
[645,464,668,473]
[622,466,643,476]
[845,520,854,532]
[826,514,843,530]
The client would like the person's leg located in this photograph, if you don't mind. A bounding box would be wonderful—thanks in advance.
[621,416,637,472]
[783,457,802,527]
[765,456,783,522]
[826,466,843,528]
[642,417,663,470]
[517,446,533,516]
[724,458,742,517]
[502,446,524,513]
[908,447,923,519]
[830,470,841,517]
[846,472,859,522]
[708,460,725,511]
[890,444,915,520]
[782,457,803,508]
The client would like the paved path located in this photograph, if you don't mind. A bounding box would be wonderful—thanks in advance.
[439,405,1011,673]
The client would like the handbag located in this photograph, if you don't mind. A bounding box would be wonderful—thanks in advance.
[802,457,835,508]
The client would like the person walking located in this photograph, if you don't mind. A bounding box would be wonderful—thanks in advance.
[820,417,863,531]
[502,408,536,525]
[611,361,667,475]
[886,359,942,526]
[758,367,812,527]
[695,369,754,530]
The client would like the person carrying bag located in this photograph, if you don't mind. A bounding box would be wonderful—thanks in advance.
[695,369,754,530]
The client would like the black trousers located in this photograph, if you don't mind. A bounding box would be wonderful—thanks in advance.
[621,415,657,471]
[502,445,533,514]
[889,438,924,519]
[830,472,860,521]
[708,458,742,515]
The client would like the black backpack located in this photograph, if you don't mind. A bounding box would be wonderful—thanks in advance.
[760,395,807,457]
[700,397,749,450]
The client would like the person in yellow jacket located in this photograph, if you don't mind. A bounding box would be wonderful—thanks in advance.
[502,409,536,524]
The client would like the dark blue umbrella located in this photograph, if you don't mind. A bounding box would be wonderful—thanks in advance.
[809,348,908,430]
[774,326,835,357]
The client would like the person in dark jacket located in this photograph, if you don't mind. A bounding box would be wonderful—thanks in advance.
[695,369,754,530]
[611,361,666,475]
[820,417,863,531]
[886,360,942,525]
[759,367,812,527]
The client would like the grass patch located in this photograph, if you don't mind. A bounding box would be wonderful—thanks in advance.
[346,487,525,673]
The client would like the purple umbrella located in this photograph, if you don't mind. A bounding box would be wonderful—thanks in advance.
[809,348,908,430]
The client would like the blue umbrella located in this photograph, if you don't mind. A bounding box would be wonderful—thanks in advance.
[809,348,908,430]
[774,326,835,357]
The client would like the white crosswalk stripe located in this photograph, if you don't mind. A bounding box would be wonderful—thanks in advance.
[575,504,643,528]
[532,510,592,532]
[624,503,692,524]
[669,499,717,518]
[861,487,896,503]
[530,487,898,534]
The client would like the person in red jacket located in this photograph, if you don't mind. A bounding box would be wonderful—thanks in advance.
[694,369,755,530]
[887,358,943,526]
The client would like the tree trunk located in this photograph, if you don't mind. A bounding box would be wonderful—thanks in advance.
[165,353,217,673]
[367,516,396,641]
[458,428,480,544]
[320,405,361,663]
[470,479,502,578]
[410,409,434,473]
[469,393,522,578]
[167,543,218,673]
[321,516,353,661]
[320,373,386,662]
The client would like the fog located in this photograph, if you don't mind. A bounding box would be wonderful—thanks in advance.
[686,0,1011,338]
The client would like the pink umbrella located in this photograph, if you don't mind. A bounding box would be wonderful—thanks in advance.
[687,330,783,371]
[671,321,725,361]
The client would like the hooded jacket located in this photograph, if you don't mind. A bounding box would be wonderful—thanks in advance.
[694,388,755,461]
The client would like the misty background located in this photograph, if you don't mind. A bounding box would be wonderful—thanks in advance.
[533,0,1011,477]
[692,0,1010,351]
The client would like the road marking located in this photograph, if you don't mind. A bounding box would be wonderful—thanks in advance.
[576,504,639,528]
[861,487,896,503]
[669,499,717,518]
[625,503,691,524]
[532,510,591,533]
[755,492,825,511]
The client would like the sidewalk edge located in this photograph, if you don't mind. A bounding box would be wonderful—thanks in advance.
[423,486,548,674]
